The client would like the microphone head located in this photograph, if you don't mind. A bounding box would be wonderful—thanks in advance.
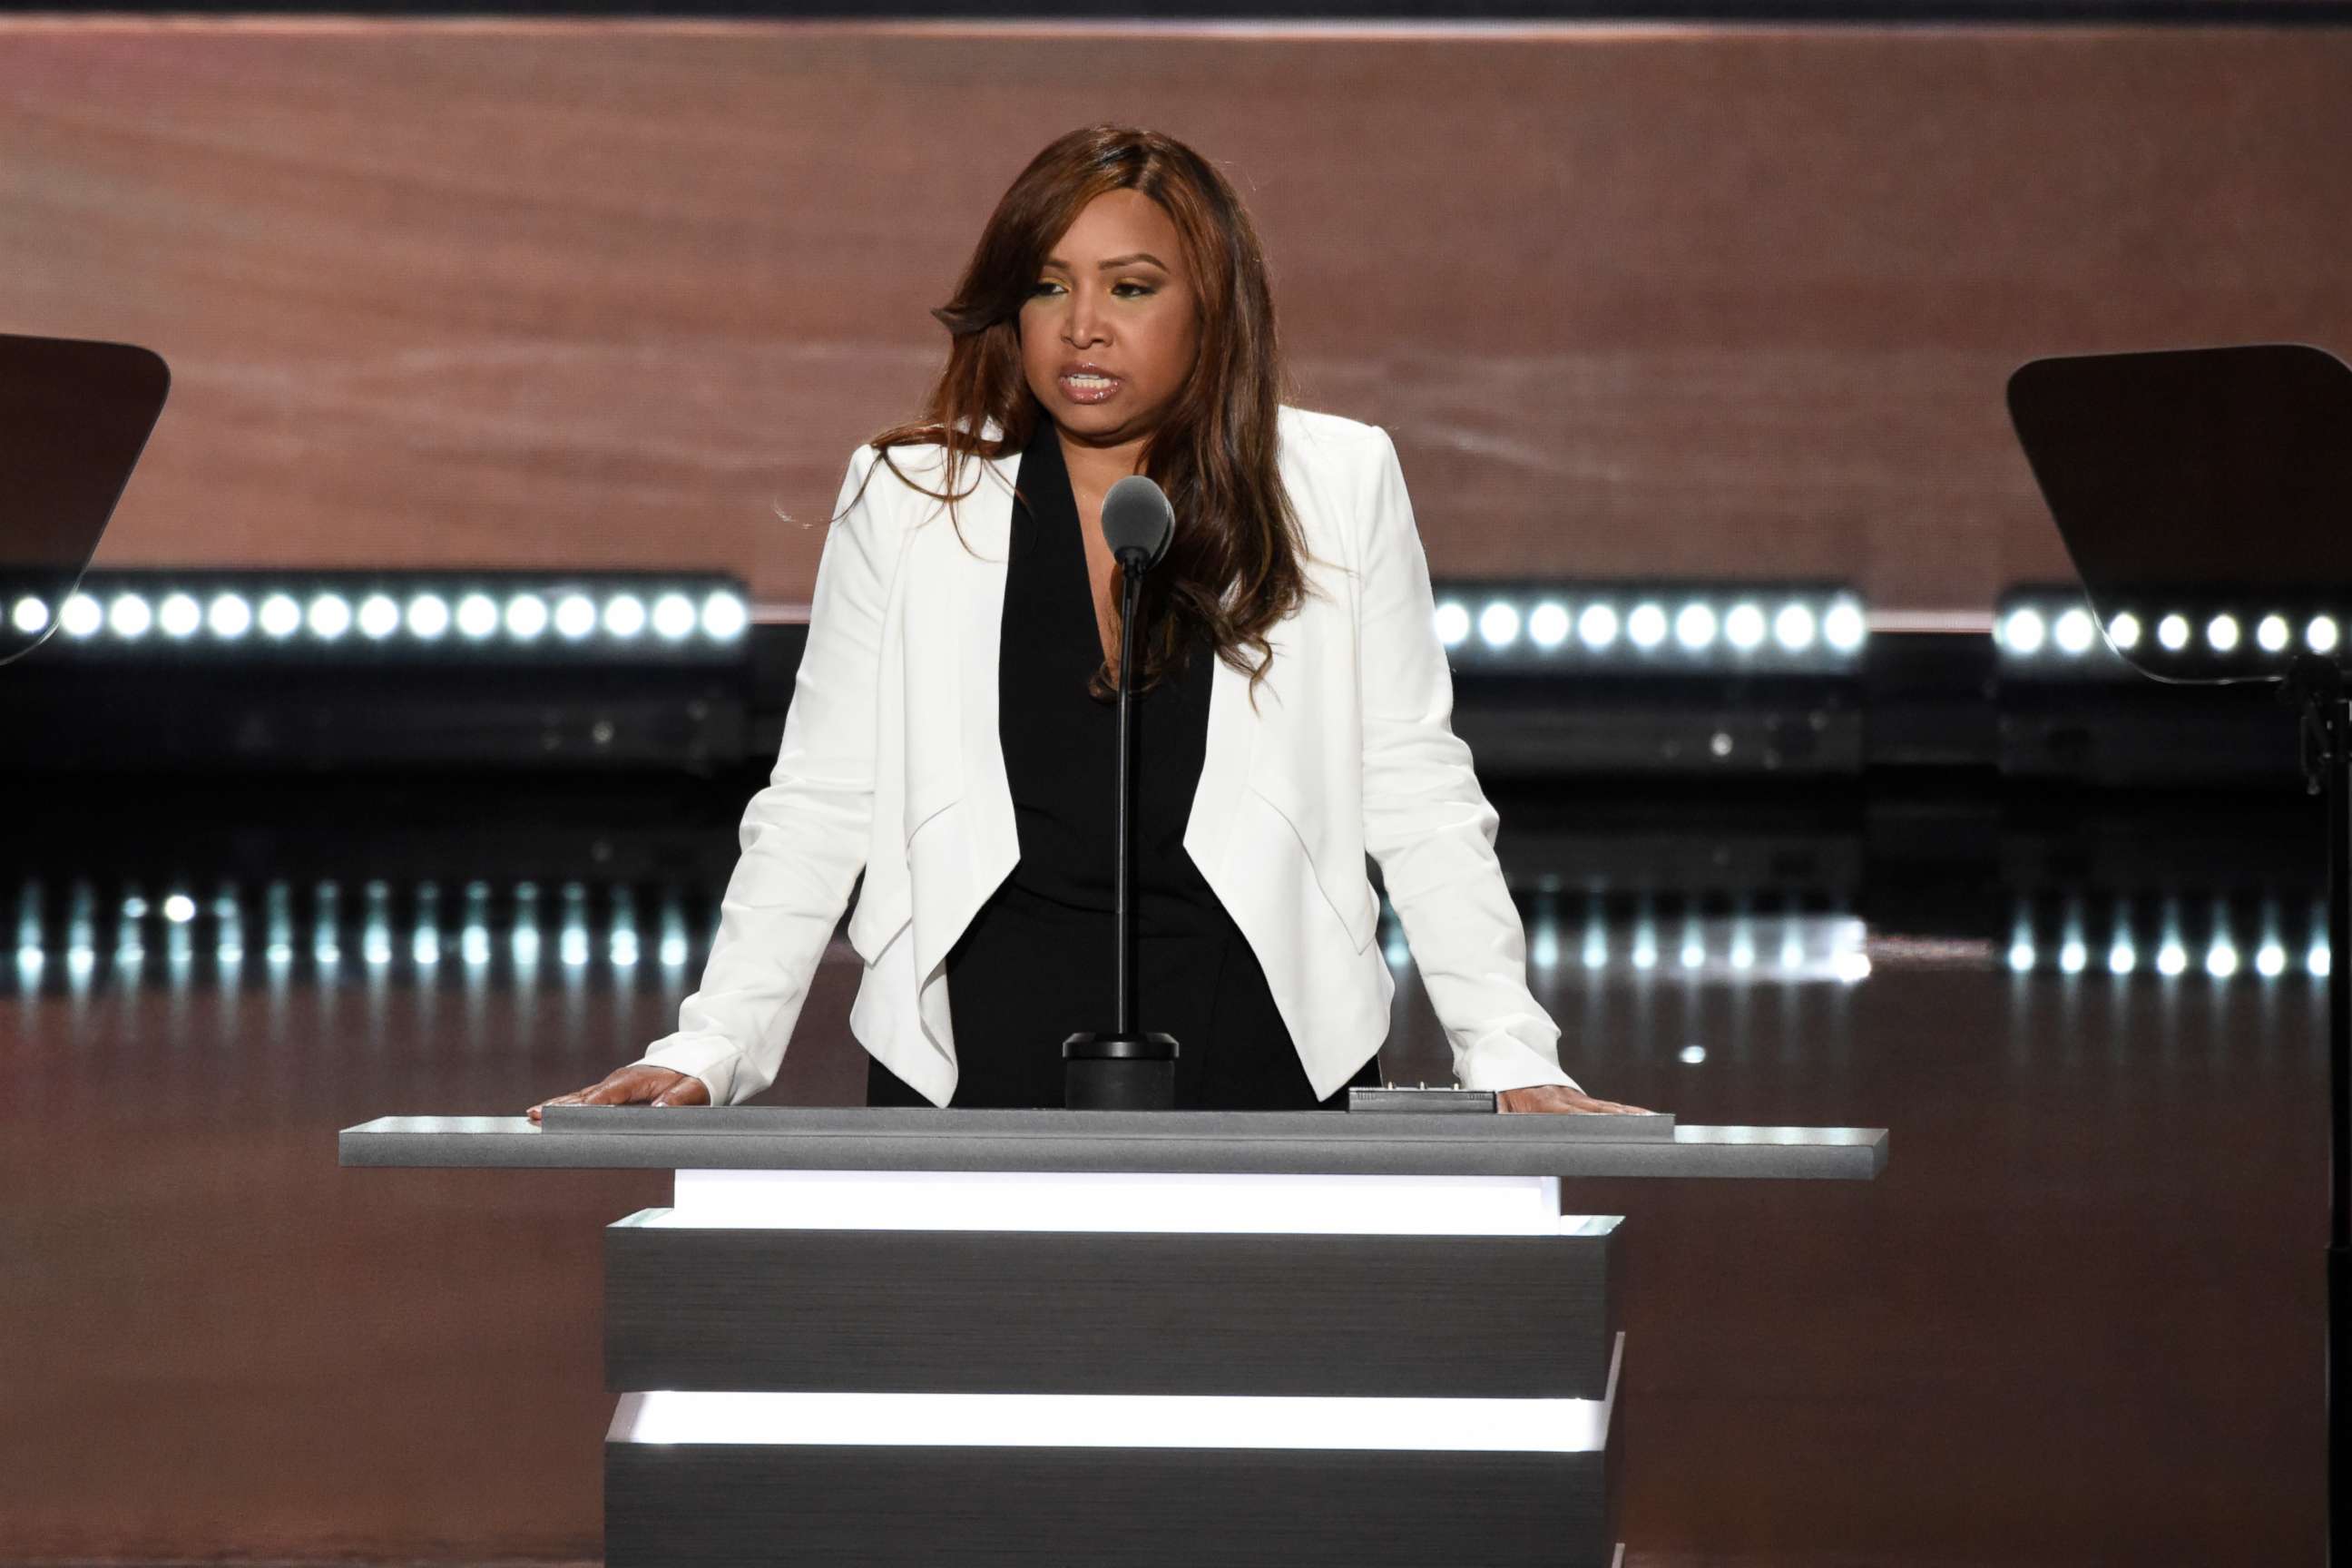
[1101,475,1174,571]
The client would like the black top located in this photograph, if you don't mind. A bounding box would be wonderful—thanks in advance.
[866,423,1380,1111]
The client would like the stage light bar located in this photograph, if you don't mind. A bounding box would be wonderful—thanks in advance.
[18,572,753,664]
[1429,582,1865,675]
[1995,584,2347,683]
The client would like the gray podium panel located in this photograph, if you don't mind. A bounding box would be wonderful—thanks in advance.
[603,1336,1622,1568]
[341,1108,1887,1180]
[605,1213,1619,1399]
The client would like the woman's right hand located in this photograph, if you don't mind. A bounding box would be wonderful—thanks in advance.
[526,1064,711,1122]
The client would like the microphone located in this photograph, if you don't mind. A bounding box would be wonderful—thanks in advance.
[1061,474,1181,1111]
[1101,474,1173,571]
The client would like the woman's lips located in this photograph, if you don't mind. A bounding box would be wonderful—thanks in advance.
[1059,372,1122,405]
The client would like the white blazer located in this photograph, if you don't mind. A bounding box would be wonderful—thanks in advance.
[631,403,1583,1108]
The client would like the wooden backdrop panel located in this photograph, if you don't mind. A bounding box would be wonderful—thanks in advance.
[3,20,2347,612]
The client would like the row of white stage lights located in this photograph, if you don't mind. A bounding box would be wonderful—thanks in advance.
[10,583,750,648]
[12,878,709,984]
[1431,590,1867,663]
[1995,596,2341,668]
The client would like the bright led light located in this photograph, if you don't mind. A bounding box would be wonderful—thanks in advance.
[2107,941,2137,975]
[1476,602,1520,648]
[1673,603,1717,650]
[1836,951,1873,985]
[162,895,195,924]
[1577,603,1619,649]
[2258,614,2290,652]
[555,593,599,640]
[258,594,301,639]
[158,593,201,638]
[1773,603,1816,651]
[660,935,690,966]
[1631,942,1657,970]
[701,592,750,641]
[1823,601,1866,652]
[307,593,352,640]
[60,594,102,637]
[406,594,451,640]
[2256,943,2287,977]
[456,593,499,640]
[604,594,648,640]
[1581,936,1607,970]
[1433,601,1470,648]
[2003,608,2046,654]
[1527,602,1569,649]
[1679,1044,1707,1065]
[2107,612,2141,650]
[462,927,491,965]
[208,593,252,639]
[2205,614,2239,652]
[505,593,550,641]
[561,928,592,967]
[107,594,152,639]
[2205,942,2239,978]
[10,596,47,633]
[1724,603,1765,650]
[2312,943,2334,977]
[2053,609,2094,655]
[1681,942,1705,969]
[611,931,641,966]
[412,930,440,965]
[2156,942,2187,976]
[358,594,400,639]
[1626,603,1668,649]
[2060,941,2088,974]
[2309,616,2340,655]
[2156,614,2190,652]
[653,592,699,642]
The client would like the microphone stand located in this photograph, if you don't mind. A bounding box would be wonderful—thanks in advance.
[1062,552,1180,1110]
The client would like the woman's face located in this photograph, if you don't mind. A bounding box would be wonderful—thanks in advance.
[1019,189,1200,447]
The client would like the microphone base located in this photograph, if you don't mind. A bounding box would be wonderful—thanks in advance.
[1061,1031,1181,1111]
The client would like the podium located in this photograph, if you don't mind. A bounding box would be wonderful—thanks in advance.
[340,1106,1886,1566]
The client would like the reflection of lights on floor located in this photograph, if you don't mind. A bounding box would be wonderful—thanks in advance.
[2003,895,2331,986]
[7,876,717,990]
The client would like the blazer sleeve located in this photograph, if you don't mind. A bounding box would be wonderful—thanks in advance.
[627,445,890,1104]
[1354,425,1584,1095]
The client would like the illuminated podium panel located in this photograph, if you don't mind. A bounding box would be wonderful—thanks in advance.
[340,1106,1886,1568]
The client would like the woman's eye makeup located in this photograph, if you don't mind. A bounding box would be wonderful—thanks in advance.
[1030,280,1156,298]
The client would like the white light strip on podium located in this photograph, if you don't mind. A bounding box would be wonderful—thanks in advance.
[661,1169,1573,1235]
[609,1386,1611,1454]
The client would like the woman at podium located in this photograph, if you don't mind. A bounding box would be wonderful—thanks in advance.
[531,124,1643,1120]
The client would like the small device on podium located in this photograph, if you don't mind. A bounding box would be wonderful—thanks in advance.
[1347,1084,1500,1113]
[2005,339,2352,1564]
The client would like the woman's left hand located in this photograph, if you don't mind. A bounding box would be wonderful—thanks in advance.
[1496,1084,1654,1114]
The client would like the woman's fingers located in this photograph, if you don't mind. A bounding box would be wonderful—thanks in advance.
[526,1065,694,1121]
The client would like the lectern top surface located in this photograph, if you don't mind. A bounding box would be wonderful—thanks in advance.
[338,1105,1886,1180]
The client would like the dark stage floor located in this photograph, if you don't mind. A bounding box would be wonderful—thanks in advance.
[0,771,2330,1564]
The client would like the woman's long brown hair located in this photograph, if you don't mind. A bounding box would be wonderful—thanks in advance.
[833,123,1324,706]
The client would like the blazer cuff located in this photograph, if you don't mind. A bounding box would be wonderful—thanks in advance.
[1454,1031,1585,1095]
[630,1033,745,1107]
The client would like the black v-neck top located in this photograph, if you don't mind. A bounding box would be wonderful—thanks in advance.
[865,423,1379,1111]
